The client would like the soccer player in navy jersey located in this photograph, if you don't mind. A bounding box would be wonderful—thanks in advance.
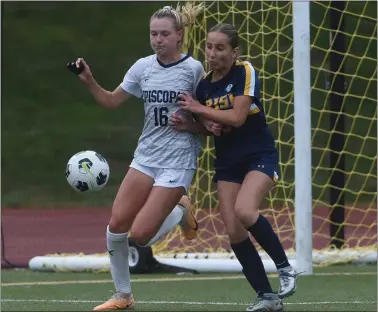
[172,23,299,312]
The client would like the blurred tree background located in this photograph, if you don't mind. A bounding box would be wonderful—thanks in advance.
[2,1,376,208]
[2,2,182,207]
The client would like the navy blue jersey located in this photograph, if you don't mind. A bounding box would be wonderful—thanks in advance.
[196,61,277,168]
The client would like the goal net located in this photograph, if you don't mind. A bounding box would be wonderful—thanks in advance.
[151,0,377,271]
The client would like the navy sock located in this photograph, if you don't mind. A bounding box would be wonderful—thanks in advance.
[248,215,290,270]
[231,237,273,295]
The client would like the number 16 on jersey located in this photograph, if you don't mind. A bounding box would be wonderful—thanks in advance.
[154,107,168,127]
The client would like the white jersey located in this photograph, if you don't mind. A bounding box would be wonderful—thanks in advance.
[120,54,205,169]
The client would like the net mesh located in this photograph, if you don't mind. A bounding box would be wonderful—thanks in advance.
[152,1,377,263]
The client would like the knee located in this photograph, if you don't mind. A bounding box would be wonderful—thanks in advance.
[108,215,132,234]
[128,227,154,246]
[220,213,249,243]
[226,226,249,244]
[234,202,259,228]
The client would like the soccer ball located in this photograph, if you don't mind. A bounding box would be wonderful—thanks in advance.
[65,150,110,192]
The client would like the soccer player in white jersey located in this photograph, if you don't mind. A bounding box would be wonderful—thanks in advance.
[69,5,205,311]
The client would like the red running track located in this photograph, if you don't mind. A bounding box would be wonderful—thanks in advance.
[2,207,376,267]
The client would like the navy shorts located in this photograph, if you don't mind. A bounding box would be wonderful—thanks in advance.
[213,152,280,184]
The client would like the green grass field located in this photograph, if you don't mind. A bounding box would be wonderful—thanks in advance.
[2,265,377,311]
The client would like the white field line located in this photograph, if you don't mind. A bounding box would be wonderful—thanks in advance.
[1,298,377,306]
[1,271,376,287]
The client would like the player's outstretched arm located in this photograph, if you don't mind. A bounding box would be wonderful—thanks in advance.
[67,58,131,109]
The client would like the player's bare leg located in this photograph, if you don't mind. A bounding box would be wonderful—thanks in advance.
[129,186,186,246]
[93,168,153,311]
[217,181,246,244]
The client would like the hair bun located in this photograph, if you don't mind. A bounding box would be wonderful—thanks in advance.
[162,6,172,10]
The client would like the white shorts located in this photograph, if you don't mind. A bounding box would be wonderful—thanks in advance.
[129,159,195,193]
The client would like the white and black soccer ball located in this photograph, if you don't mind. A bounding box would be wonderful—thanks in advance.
[66,150,110,192]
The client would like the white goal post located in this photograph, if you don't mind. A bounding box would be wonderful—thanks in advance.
[293,0,313,276]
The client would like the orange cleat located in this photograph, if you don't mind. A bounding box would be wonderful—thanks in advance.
[93,292,135,311]
[177,195,198,240]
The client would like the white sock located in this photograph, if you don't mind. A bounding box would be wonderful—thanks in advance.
[144,205,184,247]
[106,226,131,294]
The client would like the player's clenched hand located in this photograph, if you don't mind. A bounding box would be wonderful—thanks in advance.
[203,119,222,136]
[67,58,93,82]
[211,122,223,136]
[177,93,203,114]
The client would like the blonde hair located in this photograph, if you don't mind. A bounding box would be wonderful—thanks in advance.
[150,3,204,32]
